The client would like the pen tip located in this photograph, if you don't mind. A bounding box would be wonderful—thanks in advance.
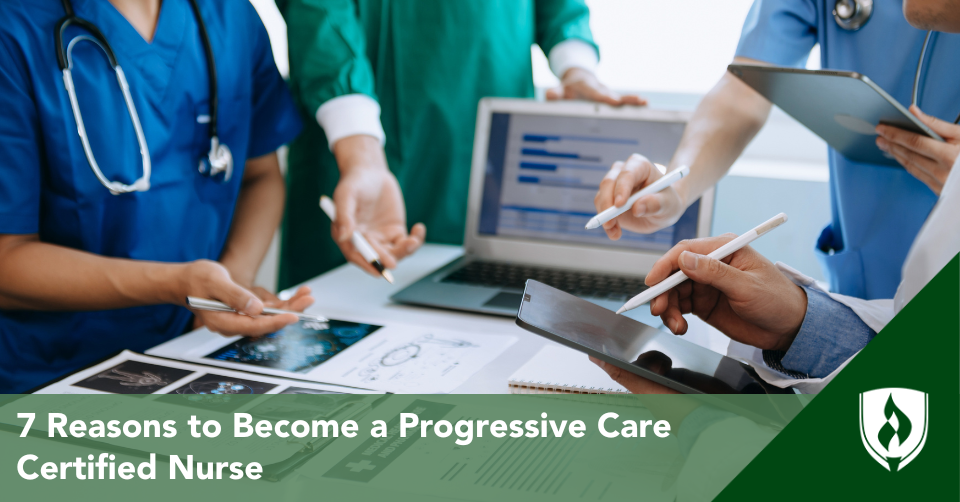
[382,270,395,284]
[585,219,599,230]
[615,307,626,315]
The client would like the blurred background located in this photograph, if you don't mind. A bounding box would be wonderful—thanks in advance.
[249,0,832,290]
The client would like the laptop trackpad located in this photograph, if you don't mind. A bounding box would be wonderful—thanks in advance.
[483,292,524,311]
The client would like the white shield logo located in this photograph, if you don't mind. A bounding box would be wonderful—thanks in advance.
[859,388,928,471]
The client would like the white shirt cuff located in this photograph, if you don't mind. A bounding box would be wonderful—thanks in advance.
[315,94,386,151]
[548,39,599,79]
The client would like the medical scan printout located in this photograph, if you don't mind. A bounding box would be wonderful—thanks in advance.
[147,320,518,394]
[2,351,383,465]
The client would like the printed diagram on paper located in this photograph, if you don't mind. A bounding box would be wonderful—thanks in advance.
[315,329,517,394]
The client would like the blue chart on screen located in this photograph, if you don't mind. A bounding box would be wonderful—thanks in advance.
[478,113,700,252]
[205,320,383,373]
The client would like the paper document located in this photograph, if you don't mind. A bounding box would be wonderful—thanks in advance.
[148,319,517,394]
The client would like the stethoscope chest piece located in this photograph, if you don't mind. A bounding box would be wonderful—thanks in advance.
[834,0,873,31]
[199,136,233,182]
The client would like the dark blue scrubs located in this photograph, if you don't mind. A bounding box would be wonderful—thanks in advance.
[0,0,302,392]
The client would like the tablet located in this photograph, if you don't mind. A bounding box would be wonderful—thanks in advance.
[728,64,943,167]
[515,280,794,396]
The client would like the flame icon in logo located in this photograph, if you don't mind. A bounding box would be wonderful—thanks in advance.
[860,388,928,471]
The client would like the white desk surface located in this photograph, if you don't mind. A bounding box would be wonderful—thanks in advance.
[275,243,730,394]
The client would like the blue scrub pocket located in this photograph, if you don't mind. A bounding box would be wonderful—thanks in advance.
[815,244,866,298]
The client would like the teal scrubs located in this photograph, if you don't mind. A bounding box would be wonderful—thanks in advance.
[737,0,960,299]
[0,0,302,393]
[277,0,597,288]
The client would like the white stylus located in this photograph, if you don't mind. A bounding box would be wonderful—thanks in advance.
[319,196,394,283]
[617,212,789,314]
[585,165,690,230]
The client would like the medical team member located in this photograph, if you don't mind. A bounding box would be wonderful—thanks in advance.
[276,0,644,287]
[594,0,960,300]
[0,0,309,393]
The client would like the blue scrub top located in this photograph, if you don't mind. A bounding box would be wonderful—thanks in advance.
[0,0,302,393]
[736,0,960,299]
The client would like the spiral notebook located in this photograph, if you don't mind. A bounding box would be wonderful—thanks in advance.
[508,345,629,394]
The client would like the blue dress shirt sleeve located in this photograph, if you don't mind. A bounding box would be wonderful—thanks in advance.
[0,19,41,234]
[244,4,303,160]
[778,285,877,378]
[735,0,819,67]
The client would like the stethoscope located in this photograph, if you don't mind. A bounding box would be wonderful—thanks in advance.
[834,0,960,124]
[56,0,233,195]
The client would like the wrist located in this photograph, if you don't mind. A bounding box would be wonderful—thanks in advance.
[148,262,192,306]
[333,135,389,176]
[774,285,808,351]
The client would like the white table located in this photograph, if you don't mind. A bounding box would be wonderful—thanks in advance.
[280,243,730,394]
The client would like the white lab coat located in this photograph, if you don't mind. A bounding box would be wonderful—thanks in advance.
[730,154,960,393]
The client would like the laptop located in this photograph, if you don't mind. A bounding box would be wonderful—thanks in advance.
[390,98,714,322]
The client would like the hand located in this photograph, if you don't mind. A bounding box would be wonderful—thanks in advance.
[546,68,646,106]
[646,236,808,352]
[590,356,679,394]
[593,154,687,239]
[181,260,311,337]
[876,105,960,195]
[332,135,426,276]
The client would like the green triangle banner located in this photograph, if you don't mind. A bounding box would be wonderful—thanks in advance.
[715,255,959,500]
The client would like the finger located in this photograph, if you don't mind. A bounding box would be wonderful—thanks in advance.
[612,168,639,207]
[604,221,622,241]
[632,193,666,218]
[204,279,262,317]
[663,289,687,334]
[910,105,959,139]
[385,223,426,262]
[365,234,398,270]
[619,94,647,106]
[645,235,737,285]
[202,312,299,338]
[596,161,624,215]
[676,250,752,299]
[885,146,944,193]
[251,286,281,307]
[545,87,563,101]
[876,123,954,161]
[277,286,313,312]
[589,357,677,394]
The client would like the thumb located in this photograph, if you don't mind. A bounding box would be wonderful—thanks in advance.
[677,251,749,295]
[212,280,263,317]
[911,105,956,139]
[334,192,358,243]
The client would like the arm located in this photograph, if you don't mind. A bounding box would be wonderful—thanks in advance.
[593,58,773,238]
[0,153,309,336]
[594,0,820,237]
[219,152,285,288]
[281,0,424,274]
[536,0,645,106]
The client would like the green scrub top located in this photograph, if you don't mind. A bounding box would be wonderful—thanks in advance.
[277,0,597,289]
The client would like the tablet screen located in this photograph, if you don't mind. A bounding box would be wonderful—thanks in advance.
[517,280,789,395]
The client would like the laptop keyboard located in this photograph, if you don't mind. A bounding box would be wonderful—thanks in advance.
[440,261,647,301]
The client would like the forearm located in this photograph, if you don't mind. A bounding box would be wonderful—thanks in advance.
[0,236,183,311]
[219,153,286,288]
[670,60,772,206]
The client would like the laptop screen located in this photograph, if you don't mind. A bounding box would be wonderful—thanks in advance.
[478,112,701,252]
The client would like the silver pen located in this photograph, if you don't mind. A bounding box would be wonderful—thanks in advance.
[186,296,328,323]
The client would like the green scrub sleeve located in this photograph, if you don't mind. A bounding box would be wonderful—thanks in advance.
[279,0,378,115]
[534,0,598,58]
